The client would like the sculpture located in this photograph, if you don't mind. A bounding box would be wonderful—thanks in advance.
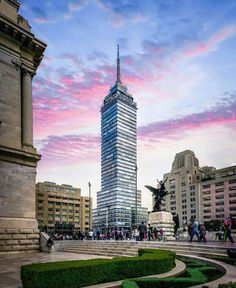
[145,177,169,212]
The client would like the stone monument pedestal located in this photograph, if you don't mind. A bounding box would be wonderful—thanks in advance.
[148,211,175,240]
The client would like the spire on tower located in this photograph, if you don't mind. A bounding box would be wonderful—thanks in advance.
[116,44,122,84]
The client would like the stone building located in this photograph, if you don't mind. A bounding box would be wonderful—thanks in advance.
[36,182,92,234]
[162,150,203,227]
[0,0,46,252]
[201,165,236,224]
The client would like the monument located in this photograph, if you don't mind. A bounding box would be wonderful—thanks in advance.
[0,0,46,252]
[145,178,175,240]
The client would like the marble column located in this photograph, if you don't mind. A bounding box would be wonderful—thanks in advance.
[22,67,33,146]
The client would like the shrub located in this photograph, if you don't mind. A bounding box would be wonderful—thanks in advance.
[21,249,175,288]
[218,282,236,288]
[122,256,224,288]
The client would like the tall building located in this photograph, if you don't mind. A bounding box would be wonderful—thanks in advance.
[36,182,92,233]
[0,0,46,252]
[163,150,203,227]
[93,46,147,231]
[201,165,236,224]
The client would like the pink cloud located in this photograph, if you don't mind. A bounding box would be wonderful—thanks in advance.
[138,94,236,143]
[184,25,236,57]
[34,17,49,24]
[36,134,100,168]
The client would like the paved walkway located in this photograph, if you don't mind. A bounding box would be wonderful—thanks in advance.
[0,251,111,288]
[0,241,235,288]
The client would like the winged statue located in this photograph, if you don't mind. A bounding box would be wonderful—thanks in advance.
[145,177,169,212]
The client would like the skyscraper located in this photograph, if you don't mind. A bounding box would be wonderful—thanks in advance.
[93,46,147,232]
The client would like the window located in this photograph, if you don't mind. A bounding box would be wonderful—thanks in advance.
[203,184,210,189]
[215,182,224,186]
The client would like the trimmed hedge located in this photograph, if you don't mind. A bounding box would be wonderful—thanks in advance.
[21,249,175,288]
[122,268,207,288]
[219,282,236,288]
[122,257,223,288]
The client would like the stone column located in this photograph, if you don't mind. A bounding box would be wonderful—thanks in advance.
[22,67,33,147]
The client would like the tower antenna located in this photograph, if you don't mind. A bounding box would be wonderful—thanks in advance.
[116,44,122,84]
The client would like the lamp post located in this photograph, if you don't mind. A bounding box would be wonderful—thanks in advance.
[88,182,91,231]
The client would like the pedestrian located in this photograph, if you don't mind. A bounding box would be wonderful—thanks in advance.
[88,230,93,240]
[115,227,119,241]
[147,224,154,241]
[159,228,164,241]
[96,228,100,240]
[198,224,207,243]
[187,222,192,240]
[153,227,158,240]
[190,219,200,242]
[119,228,123,240]
[138,221,146,241]
[223,218,234,244]
[46,237,54,253]
[134,227,139,241]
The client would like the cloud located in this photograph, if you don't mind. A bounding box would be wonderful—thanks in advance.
[138,93,236,143]
[184,25,236,57]
[96,0,147,27]
[36,134,100,168]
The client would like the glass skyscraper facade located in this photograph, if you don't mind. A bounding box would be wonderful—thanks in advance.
[93,46,148,232]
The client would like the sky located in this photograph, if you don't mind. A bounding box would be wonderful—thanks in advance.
[19,0,236,210]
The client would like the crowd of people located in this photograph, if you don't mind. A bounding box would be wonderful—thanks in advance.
[44,217,234,244]
[187,217,234,244]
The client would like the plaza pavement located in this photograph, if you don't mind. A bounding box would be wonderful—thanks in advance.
[0,241,235,288]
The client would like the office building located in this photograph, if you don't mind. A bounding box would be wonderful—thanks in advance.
[93,46,148,231]
[162,150,203,227]
[36,182,92,233]
[201,165,236,223]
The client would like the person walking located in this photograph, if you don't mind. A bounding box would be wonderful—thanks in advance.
[138,221,146,241]
[147,224,154,241]
[190,219,200,242]
[46,237,54,253]
[223,218,234,244]
[198,224,207,243]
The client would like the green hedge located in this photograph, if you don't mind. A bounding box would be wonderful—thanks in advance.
[21,249,175,288]
[219,282,236,288]
[122,267,207,288]
[122,257,223,288]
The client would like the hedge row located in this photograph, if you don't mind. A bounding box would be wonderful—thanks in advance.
[122,257,223,288]
[21,249,175,288]
[122,267,207,288]
[219,282,236,288]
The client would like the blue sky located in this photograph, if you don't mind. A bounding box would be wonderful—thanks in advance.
[19,0,236,209]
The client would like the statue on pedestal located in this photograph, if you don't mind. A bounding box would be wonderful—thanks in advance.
[145,177,169,212]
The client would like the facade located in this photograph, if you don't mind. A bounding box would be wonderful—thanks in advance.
[36,182,92,233]
[201,165,236,224]
[93,46,148,232]
[162,150,203,227]
[0,0,46,252]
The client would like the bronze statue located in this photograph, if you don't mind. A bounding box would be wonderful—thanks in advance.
[145,177,169,212]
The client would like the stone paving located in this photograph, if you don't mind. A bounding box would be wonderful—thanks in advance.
[0,251,111,288]
[0,241,235,288]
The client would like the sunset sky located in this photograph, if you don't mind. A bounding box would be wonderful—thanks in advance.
[19,0,236,210]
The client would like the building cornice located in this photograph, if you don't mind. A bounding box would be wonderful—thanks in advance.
[0,145,41,167]
[0,13,46,68]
